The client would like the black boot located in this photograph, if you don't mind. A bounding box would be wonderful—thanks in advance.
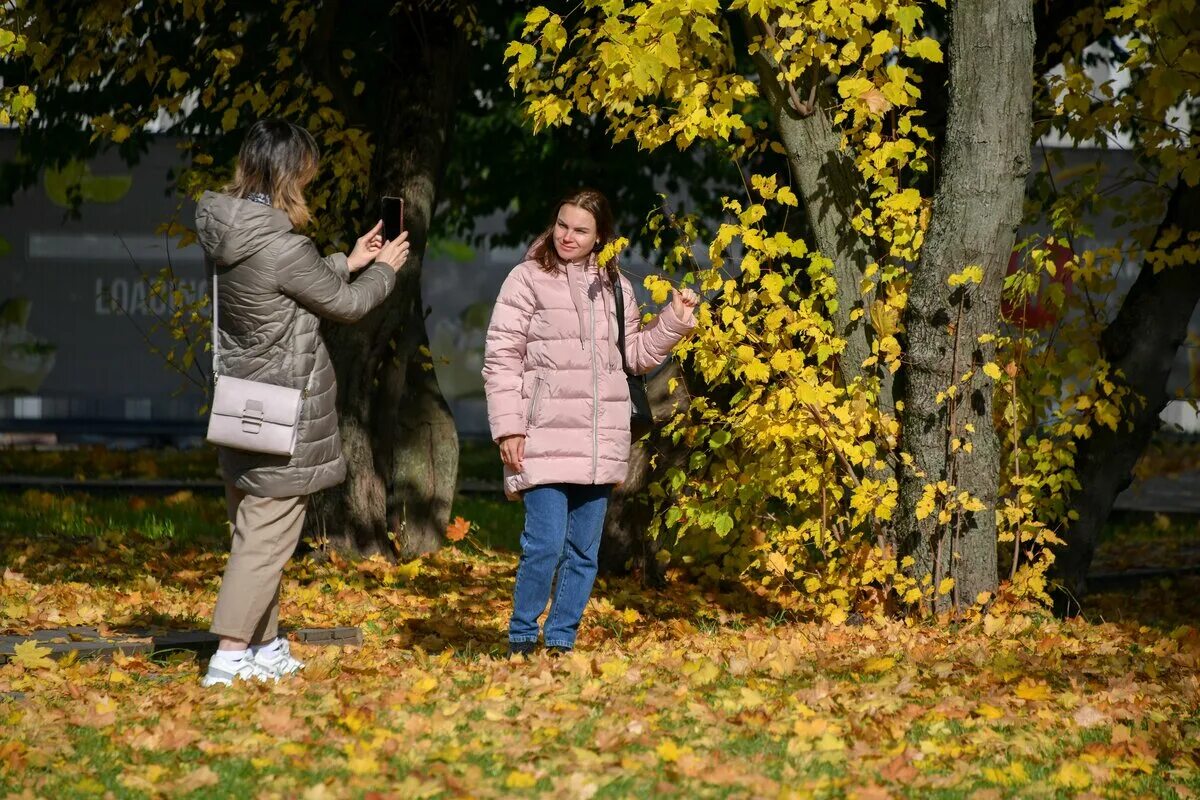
[507,641,538,658]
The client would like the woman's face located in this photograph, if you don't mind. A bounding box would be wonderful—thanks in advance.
[553,204,599,263]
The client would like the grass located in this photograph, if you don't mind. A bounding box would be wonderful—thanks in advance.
[0,445,220,481]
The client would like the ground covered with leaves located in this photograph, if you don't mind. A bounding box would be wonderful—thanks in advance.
[1,488,1198,799]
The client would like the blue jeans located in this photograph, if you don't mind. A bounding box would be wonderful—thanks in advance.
[509,483,612,649]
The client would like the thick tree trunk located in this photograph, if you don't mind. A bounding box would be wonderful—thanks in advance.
[309,10,469,559]
[1053,180,1200,612]
[599,362,691,578]
[896,0,1034,609]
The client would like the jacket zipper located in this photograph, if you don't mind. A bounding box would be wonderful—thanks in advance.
[527,376,545,426]
[589,281,599,482]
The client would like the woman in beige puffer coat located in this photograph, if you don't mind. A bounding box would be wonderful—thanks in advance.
[195,118,409,686]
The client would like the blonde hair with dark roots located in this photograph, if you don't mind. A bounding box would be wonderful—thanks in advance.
[224,118,320,228]
[531,188,616,275]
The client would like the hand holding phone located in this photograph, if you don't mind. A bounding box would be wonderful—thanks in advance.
[348,220,385,273]
[382,195,405,242]
[377,231,410,273]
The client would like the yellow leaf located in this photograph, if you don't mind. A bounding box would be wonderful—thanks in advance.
[524,6,550,28]
[12,640,54,670]
[656,739,681,762]
[863,656,896,673]
[948,265,984,287]
[976,703,1005,719]
[982,362,1002,380]
[646,276,672,304]
[905,37,944,63]
[505,771,538,789]
[411,675,438,695]
[598,660,629,681]
[937,577,954,596]
[1053,761,1091,789]
[687,659,720,686]
[1014,679,1052,701]
[347,756,380,776]
[893,6,923,36]
[816,732,845,751]
[518,43,537,70]
[871,30,896,56]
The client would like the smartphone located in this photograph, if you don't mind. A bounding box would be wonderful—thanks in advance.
[382,195,405,241]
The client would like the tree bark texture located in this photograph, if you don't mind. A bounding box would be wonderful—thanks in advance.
[1053,180,1200,611]
[600,361,692,578]
[309,9,469,559]
[897,0,1035,608]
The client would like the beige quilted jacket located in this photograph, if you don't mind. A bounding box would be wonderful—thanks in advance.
[196,191,396,497]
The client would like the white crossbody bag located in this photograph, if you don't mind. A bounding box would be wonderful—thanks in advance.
[205,270,315,456]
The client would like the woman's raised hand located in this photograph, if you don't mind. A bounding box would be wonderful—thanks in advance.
[670,287,699,325]
[377,231,411,273]
[348,220,385,273]
[499,435,526,473]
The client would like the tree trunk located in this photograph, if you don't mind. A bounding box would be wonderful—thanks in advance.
[896,0,1034,609]
[742,15,879,398]
[599,361,691,578]
[309,9,469,559]
[1053,180,1200,612]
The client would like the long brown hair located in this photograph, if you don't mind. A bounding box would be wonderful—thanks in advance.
[223,118,320,228]
[531,189,615,275]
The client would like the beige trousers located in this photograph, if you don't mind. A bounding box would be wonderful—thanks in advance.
[210,484,308,643]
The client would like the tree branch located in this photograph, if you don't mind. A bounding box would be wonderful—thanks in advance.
[1053,179,1200,609]
[1035,0,1098,70]
[738,11,880,397]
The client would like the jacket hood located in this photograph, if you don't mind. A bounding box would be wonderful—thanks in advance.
[195,190,293,267]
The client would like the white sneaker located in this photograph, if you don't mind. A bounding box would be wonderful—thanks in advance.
[252,638,305,678]
[201,654,277,687]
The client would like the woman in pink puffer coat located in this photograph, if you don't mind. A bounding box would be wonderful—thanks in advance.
[483,189,698,656]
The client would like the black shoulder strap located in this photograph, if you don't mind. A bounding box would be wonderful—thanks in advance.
[611,270,633,377]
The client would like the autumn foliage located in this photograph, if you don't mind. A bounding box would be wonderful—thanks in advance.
[1,490,1199,796]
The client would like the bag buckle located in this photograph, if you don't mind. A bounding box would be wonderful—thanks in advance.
[241,400,265,434]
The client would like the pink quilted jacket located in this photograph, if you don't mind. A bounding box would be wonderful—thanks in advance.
[483,253,695,498]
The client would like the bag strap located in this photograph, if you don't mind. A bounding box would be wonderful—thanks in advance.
[610,268,634,378]
[212,269,319,394]
[211,268,222,377]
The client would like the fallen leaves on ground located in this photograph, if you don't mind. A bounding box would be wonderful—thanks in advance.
[0,493,1198,798]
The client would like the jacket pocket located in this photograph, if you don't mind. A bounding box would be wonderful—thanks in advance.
[526,375,547,428]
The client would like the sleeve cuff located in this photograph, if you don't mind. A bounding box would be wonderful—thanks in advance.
[491,415,526,443]
[330,252,351,281]
[657,301,696,338]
